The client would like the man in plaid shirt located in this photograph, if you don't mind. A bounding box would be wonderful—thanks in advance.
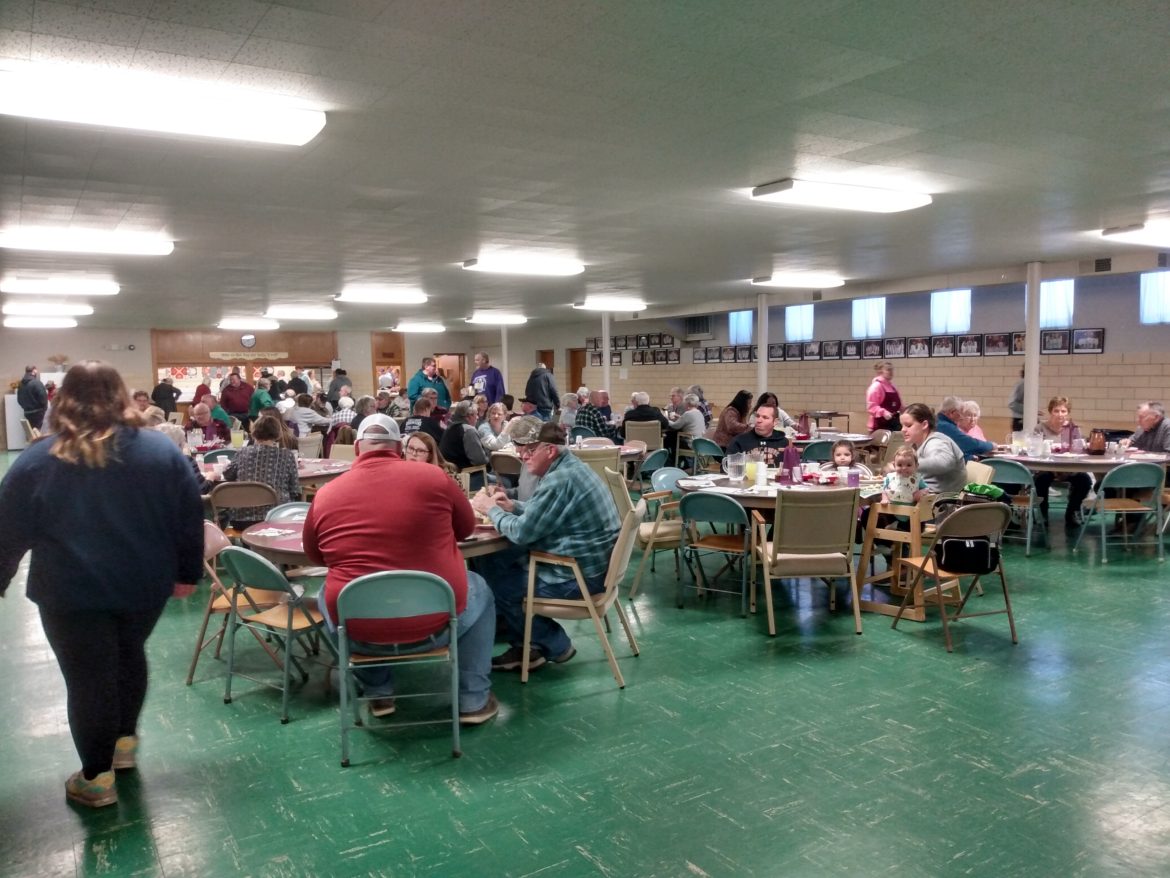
[573,389,620,441]
[472,421,620,670]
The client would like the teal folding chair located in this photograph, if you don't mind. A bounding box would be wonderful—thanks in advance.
[568,425,596,442]
[203,448,237,463]
[678,492,751,615]
[219,547,335,723]
[984,458,1046,555]
[800,440,833,463]
[635,447,670,492]
[335,571,461,766]
[265,502,311,522]
[1072,462,1164,563]
[689,437,725,474]
[650,466,689,495]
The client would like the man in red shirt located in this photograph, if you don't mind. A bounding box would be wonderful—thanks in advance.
[219,372,254,429]
[302,414,498,724]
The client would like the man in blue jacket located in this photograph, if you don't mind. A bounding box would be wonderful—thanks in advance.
[407,357,452,408]
[937,396,995,461]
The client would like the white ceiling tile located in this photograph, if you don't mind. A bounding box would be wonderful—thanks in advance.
[32,0,144,46]
[0,0,33,30]
[144,0,269,35]
[135,19,248,61]
[0,26,32,59]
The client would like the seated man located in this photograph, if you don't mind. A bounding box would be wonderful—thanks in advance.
[620,391,670,437]
[726,403,789,465]
[471,421,620,670]
[1121,402,1170,452]
[439,401,490,489]
[403,398,444,443]
[302,415,498,724]
[184,402,230,444]
[936,396,995,461]
[201,393,232,428]
[574,390,620,441]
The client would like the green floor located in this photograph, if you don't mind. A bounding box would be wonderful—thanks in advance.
[3,450,1169,877]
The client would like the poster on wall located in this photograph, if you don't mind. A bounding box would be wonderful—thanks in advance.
[767,344,784,362]
[632,350,644,365]
[957,334,982,356]
[706,346,722,363]
[883,337,905,358]
[589,352,602,367]
[1042,330,1070,354]
[931,336,955,357]
[841,341,861,360]
[693,347,707,363]
[662,334,675,346]
[668,349,680,364]
[862,340,883,359]
[610,351,622,366]
[785,343,803,361]
[983,332,1010,355]
[1072,328,1104,354]
[1012,331,1026,354]
[721,346,736,363]
[821,340,841,359]
[735,345,751,363]
[803,341,822,361]
[637,334,649,349]
[907,336,929,358]
[654,349,669,365]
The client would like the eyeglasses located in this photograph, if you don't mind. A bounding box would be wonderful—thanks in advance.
[516,443,546,459]
[404,445,429,458]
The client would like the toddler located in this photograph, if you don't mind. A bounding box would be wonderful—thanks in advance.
[819,439,872,476]
[882,447,927,517]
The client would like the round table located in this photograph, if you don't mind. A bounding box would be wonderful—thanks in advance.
[241,519,509,564]
[989,451,1170,475]
[676,474,878,510]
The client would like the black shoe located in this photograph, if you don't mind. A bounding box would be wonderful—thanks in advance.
[491,646,545,672]
[550,645,576,664]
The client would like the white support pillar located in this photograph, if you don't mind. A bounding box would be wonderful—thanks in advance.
[601,311,612,392]
[1024,261,1042,432]
[756,291,770,396]
[500,326,509,396]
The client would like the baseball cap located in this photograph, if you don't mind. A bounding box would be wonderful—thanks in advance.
[511,417,566,446]
[355,414,401,442]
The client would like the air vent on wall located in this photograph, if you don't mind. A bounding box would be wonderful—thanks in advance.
[684,315,713,341]
[1159,252,1169,268]
[1094,257,1112,272]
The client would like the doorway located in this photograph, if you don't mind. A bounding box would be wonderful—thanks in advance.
[434,353,466,401]
[536,349,554,373]
[568,348,586,396]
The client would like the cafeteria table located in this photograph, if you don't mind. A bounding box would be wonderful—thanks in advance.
[242,519,508,566]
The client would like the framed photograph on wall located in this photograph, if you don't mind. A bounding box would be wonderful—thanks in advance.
[734,345,750,363]
[842,341,861,360]
[692,347,706,364]
[637,334,649,349]
[667,348,680,364]
[586,337,596,350]
[822,340,841,359]
[883,337,905,359]
[957,334,982,356]
[803,341,822,361]
[654,349,669,365]
[785,343,803,361]
[931,336,955,357]
[1072,328,1104,354]
[610,351,622,366]
[983,332,1011,356]
[721,346,736,362]
[632,350,644,365]
[589,352,602,367]
[625,335,637,349]
[906,336,930,358]
[706,346,722,363]
[767,343,784,361]
[662,334,675,346]
[1042,329,1071,354]
[750,345,758,362]
[862,339,883,359]
[1011,331,1026,354]
[650,333,663,346]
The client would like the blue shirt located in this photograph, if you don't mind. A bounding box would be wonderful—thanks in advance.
[936,413,994,461]
[487,450,620,583]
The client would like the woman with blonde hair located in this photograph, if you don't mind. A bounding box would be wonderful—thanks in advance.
[478,402,514,452]
[0,361,203,808]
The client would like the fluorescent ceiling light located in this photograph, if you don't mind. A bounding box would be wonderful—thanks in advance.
[336,285,428,305]
[0,276,120,296]
[573,295,647,311]
[4,316,77,328]
[2,301,94,316]
[751,178,932,213]
[751,272,845,289]
[264,306,337,320]
[1099,222,1170,248]
[394,321,445,333]
[0,64,326,146]
[218,317,279,330]
[0,226,173,256]
[465,311,528,325]
[462,255,584,276]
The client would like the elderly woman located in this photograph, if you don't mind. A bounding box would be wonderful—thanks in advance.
[0,361,203,808]
[1032,396,1092,526]
[290,393,330,435]
[866,361,902,432]
[712,390,752,447]
[440,400,490,489]
[686,384,712,426]
[220,415,300,527]
[558,392,579,427]
[479,402,514,452]
[351,395,377,432]
[958,400,988,441]
[898,402,967,494]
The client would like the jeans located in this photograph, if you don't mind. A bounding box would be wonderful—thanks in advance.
[476,548,606,657]
[535,407,552,422]
[317,572,495,713]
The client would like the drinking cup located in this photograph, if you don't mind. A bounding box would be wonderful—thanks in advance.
[744,460,758,482]
[847,470,861,488]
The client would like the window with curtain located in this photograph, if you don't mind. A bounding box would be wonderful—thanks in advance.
[851,297,885,338]
[784,304,814,342]
[930,288,971,334]
[1039,278,1074,328]
[1140,271,1170,324]
[728,310,753,344]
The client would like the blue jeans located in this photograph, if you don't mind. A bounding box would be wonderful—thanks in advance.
[535,407,552,422]
[317,572,495,713]
[476,548,605,657]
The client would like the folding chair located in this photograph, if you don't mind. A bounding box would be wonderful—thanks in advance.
[965,459,995,486]
[800,440,833,463]
[624,419,664,452]
[635,448,670,492]
[298,432,324,458]
[689,437,725,473]
[894,502,1017,652]
[579,437,615,447]
[209,481,279,539]
[984,458,1046,555]
[1073,462,1164,563]
[678,493,751,615]
[607,469,683,600]
[203,448,237,464]
[335,571,461,766]
[521,504,643,687]
[220,547,335,723]
[329,443,357,461]
[568,425,596,442]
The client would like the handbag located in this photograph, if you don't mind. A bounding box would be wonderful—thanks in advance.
[936,537,999,575]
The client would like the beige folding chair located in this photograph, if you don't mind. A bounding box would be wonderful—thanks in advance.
[605,468,683,600]
[490,451,523,480]
[167,411,183,424]
[894,502,1017,652]
[879,430,906,468]
[329,442,356,461]
[580,436,615,447]
[298,432,323,458]
[20,419,40,442]
[209,481,280,539]
[185,521,285,685]
[520,503,643,687]
[624,419,663,452]
[752,488,862,637]
[965,459,995,486]
[573,446,621,487]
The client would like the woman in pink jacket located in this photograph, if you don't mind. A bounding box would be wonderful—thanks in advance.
[865,361,902,431]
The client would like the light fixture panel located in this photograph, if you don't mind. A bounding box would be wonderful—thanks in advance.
[751,178,932,213]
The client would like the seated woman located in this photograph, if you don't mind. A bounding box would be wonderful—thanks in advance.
[403,430,459,479]
[958,399,988,441]
[219,415,301,529]
[748,391,797,429]
[1032,396,1091,527]
[557,392,579,428]
[899,402,966,494]
[479,403,514,452]
[155,422,214,494]
[290,393,330,435]
[712,390,752,448]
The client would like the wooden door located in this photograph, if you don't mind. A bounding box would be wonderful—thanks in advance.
[568,348,586,395]
[536,349,554,372]
[435,353,466,401]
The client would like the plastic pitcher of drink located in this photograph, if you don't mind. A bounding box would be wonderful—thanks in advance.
[231,429,246,448]
[721,452,746,481]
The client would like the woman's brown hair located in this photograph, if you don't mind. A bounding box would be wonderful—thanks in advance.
[404,430,456,474]
[48,361,144,467]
